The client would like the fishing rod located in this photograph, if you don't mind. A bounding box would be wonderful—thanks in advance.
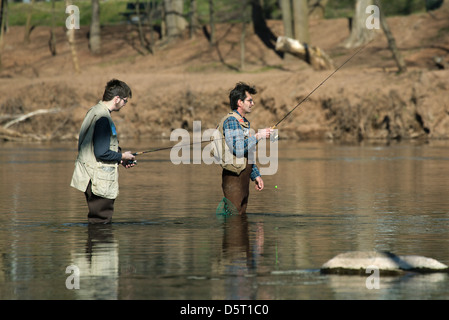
[130,139,201,164]
[133,144,188,156]
[132,41,371,157]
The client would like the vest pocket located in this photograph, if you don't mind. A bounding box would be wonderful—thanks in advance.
[92,165,118,199]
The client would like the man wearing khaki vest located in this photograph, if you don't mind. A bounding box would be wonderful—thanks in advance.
[217,82,273,214]
[70,79,136,224]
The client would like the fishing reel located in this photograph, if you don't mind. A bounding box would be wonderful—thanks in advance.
[126,160,137,166]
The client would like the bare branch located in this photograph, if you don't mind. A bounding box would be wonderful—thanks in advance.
[3,108,61,129]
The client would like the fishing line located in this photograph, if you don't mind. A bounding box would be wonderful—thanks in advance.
[272,40,372,130]
[133,41,371,156]
[133,144,189,156]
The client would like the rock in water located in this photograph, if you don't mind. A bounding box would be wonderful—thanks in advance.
[321,251,448,275]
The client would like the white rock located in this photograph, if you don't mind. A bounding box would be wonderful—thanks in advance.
[321,251,448,274]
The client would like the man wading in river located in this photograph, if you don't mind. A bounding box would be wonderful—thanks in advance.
[213,82,273,215]
[70,79,136,224]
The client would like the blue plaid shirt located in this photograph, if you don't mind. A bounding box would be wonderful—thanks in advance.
[222,111,260,181]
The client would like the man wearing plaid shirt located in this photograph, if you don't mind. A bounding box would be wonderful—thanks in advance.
[220,82,273,214]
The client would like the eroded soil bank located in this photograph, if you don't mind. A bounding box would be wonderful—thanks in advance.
[1,5,448,143]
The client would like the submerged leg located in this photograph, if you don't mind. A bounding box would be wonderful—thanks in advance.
[84,181,115,224]
[221,163,252,215]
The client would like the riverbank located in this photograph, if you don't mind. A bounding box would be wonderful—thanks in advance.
[1,5,448,142]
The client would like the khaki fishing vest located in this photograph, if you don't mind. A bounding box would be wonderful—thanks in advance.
[70,102,119,199]
[211,111,251,175]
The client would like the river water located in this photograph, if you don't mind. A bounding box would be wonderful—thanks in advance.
[1,139,449,300]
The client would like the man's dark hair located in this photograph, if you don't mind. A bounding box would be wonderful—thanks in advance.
[102,79,132,101]
[229,82,257,110]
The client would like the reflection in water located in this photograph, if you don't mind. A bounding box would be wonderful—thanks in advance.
[2,141,449,299]
[326,272,449,300]
[71,225,119,299]
[213,214,267,300]
[219,214,252,299]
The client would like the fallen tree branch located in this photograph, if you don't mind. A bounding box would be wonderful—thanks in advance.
[275,36,334,70]
[3,108,61,129]
[0,126,44,142]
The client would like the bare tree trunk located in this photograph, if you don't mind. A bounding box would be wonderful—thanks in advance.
[375,0,407,73]
[67,29,80,73]
[292,0,309,43]
[66,0,80,73]
[240,0,250,71]
[343,0,376,48]
[189,0,197,39]
[164,0,186,39]
[89,0,101,54]
[146,0,155,54]
[0,0,6,34]
[240,21,246,71]
[250,0,280,56]
[135,0,150,54]
[0,0,5,33]
[24,0,35,44]
[0,0,5,69]
[280,0,293,38]
[49,0,57,56]
[208,0,215,46]
[161,1,166,40]
[276,36,334,70]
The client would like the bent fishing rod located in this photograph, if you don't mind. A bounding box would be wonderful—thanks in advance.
[132,41,371,157]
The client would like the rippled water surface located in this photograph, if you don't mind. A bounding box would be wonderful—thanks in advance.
[1,140,449,300]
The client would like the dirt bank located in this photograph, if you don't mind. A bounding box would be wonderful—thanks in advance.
[1,5,448,142]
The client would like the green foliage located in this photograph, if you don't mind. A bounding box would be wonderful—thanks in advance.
[6,0,429,27]
[7,0,131,27]
[325,0,356,19]
[379,0,426,15]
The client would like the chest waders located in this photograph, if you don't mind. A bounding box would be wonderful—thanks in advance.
[215,112,253,215]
